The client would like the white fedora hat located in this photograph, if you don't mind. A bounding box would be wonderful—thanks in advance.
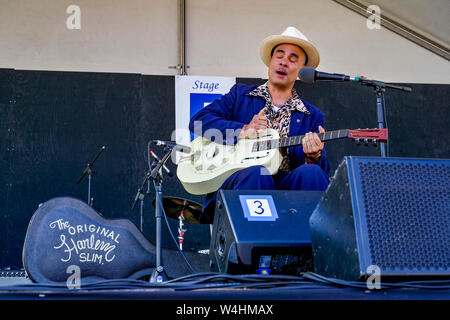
[260,26,320,68]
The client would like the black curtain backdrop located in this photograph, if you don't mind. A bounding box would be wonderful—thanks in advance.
[1,68,449,268]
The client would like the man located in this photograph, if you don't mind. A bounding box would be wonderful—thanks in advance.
[189,27,330,224]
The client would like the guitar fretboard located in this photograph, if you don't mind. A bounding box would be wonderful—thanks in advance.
[252,129,349,152]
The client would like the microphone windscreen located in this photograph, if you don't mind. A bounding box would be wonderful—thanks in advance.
[298,67,316,84]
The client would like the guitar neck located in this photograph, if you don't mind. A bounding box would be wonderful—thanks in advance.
[253,129,349,151]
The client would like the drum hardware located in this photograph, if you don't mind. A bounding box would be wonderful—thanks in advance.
[151,196,203,252]
[178,211,187,251]
[151,196,202,224]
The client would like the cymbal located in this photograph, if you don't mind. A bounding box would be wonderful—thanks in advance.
[152,196,202,224]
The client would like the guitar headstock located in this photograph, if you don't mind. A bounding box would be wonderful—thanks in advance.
[348,128,388,144]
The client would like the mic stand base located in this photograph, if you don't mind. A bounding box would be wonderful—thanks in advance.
[150,266,168,283]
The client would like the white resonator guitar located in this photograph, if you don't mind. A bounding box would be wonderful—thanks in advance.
[177,128,388,195]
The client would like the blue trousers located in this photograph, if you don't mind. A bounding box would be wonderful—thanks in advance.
[200,164,329,223]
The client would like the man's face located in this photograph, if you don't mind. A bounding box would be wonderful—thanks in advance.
[268,43,307,89]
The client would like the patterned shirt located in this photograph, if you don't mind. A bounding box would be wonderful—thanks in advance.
[248,82,310,172]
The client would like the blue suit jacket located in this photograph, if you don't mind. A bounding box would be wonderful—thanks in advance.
[189,83,331,174]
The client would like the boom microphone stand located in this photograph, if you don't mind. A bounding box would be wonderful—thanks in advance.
[130,150,173,233]
[297,67,413,158]
[131,145,173,283]
[357,79,411,157]
[149,146,173,283]
[131,171,150,232]
[77,146,106,206]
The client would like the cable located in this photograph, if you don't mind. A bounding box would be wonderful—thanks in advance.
[302,272,450,290]
[2,272,449,293]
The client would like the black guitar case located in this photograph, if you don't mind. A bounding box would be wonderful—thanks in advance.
[22,197,209,284]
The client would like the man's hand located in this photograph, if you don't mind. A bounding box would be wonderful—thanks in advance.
[302,125,325,162]
[239,108,267,139]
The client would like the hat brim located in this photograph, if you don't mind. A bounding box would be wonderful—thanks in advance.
[260,35,320,68]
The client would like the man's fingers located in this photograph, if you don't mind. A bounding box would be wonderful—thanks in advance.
[257,114,267,122]
[304,140,311,153]
[251,112,267,125]
[313,132,323,146]
[253,115,267,128]
[241,110,269,139]
[256,119,267,127]
[309,138,319,152]
[302,134,310,152]
[246,128,257,139]
[303,131,324,155]
[318,125,325,134]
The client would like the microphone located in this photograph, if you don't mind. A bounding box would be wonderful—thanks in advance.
[298,67,412,92]
[298,67,359,84]
[152,140,191,153]
[150,150,173,177]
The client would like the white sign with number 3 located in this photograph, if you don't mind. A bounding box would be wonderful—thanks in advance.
[239,195,278,221]
[246,199,271,217]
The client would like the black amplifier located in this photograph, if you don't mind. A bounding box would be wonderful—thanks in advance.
[209,190,324,275]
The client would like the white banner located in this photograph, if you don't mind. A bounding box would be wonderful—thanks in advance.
[173,75,236,161]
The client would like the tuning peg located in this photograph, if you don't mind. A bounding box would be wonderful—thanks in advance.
[372,139,378,147]
[364,138,369,146]
[355,138,361,146]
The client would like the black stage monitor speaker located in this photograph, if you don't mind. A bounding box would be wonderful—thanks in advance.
[209,190,324,275]
[309,156,450,281]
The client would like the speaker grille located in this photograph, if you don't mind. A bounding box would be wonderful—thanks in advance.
[357,159,450,272]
